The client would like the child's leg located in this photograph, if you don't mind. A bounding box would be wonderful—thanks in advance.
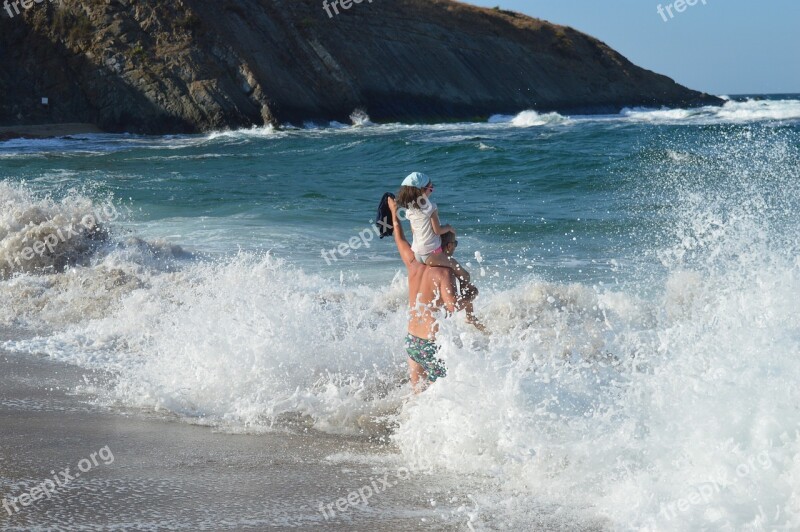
[424,253,456,269]
[459,282,488,334]
[454,263,470,283]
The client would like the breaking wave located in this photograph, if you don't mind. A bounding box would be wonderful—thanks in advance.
[621,97,800,125]
[2,113,799,530]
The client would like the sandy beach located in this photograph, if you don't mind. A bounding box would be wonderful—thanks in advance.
[0,350,475,531]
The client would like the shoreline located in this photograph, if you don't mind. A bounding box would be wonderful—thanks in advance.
[0,350,605,531]
[0,123,104,141]
[0,349,472,530]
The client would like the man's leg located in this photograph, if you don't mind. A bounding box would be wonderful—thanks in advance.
[407,358,428,394]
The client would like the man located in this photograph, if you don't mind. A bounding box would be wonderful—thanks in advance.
[387,198,482,393]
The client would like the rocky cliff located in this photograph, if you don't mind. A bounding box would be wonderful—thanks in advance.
[0,0,722,133]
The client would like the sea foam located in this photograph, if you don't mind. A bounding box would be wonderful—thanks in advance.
[2,115,800,530]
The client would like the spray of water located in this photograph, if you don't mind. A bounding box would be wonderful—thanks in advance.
[1,123,798,529]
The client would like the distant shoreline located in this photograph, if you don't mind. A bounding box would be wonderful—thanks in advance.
[0,94,795,141]
[0,123,104,141]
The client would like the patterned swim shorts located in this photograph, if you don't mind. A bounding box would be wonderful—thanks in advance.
[405,334,447,382]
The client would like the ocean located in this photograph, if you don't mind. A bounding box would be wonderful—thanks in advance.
[1,95,799,530]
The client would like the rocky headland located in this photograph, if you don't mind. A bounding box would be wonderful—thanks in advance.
[0,0,722,135]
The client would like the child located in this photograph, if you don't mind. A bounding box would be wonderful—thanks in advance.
[396,172,471,282]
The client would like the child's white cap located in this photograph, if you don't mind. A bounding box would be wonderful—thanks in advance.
[401,172,431,188]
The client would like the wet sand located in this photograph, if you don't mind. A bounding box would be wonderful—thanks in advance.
[0,349,607,531]
[0,350,472,531]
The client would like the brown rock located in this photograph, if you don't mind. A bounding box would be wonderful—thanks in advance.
[0,0,722,134]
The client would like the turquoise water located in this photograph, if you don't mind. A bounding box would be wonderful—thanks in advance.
[2,96,800,529]
[1,104,778,284]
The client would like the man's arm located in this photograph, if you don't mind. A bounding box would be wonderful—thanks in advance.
[388,197,416,268]
[436,270,460,315]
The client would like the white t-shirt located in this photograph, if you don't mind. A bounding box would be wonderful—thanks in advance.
[406,198,441,255]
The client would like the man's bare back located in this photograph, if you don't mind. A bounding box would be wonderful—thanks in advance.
[406,258,456,340]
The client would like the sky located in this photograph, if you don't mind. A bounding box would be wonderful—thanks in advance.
[468,0,799,96]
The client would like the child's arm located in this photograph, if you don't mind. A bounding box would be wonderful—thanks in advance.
[430,211,455,236]
[452,260,470,283]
